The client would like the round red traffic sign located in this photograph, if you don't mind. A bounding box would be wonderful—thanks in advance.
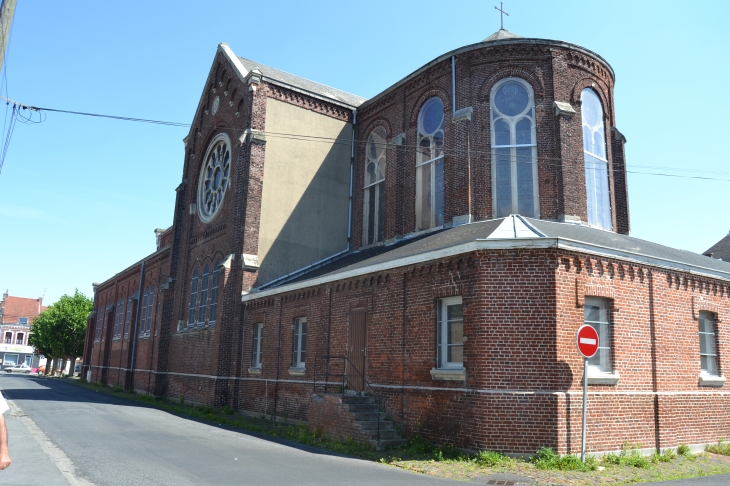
[576,325,599,358]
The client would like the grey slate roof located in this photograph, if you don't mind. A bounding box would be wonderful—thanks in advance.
[483,29,523,42]
[238,58,367,109]
[703,233,730,262]
[259,217,730,293]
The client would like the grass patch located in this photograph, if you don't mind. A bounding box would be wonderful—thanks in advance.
[532,447,598,471]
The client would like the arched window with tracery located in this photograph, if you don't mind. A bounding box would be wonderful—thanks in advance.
[188,269,199,327]
[363,127,386,245]
[490,78,539,218]
[581,88,612,230]
[139,287,149,336]
[416,97,445,231]
[145,286,155,335]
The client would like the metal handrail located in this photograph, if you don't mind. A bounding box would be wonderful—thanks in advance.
[313,355,384,443]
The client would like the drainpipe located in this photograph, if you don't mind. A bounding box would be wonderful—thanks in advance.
[348,109,357,245]
[451,56,456,114]
[128,261,145,390]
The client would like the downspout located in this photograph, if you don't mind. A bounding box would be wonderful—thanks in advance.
[128,261,145,390]
[451,56,456,115]
[348,109,357,247]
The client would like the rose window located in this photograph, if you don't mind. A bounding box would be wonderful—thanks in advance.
[197,133,231,223]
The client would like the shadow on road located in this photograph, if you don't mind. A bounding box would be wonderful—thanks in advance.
[0,374,356,460]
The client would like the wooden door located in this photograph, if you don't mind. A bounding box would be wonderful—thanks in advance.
[347,309,367,392]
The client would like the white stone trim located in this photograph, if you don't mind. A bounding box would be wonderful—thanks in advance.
[587,371,620,385]
[248,367,262,376]
[288,367,305,377]
[698,374,726,387]
[430,368,466,381]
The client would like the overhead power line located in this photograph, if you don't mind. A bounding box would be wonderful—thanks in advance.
[2,96,730,183]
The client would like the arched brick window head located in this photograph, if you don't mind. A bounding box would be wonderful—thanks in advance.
[363,127,386,245]
[490,78,539,218]
[188,269,199,327]
[581,89,612,231]
[416,97,445,231]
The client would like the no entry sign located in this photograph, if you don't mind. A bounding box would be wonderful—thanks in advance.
[576,325,599,358]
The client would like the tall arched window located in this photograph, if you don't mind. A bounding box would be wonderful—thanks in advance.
[209,262,221,324]
[581,89,612,230]
[146,286,155,335]
[363,127,386,245]
[114,299,124,339]
[188,269,199,327]
[416,97,444,231]
[139,288,149,336]
[198,265,210,326]
[490,78,539,218]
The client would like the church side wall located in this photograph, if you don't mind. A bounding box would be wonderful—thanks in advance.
[256,98,352,286]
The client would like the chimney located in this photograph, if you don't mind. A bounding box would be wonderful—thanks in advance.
[154,228,167,251]
[2,290,7,300]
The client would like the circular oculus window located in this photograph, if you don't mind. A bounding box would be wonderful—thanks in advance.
[197,133,231,223]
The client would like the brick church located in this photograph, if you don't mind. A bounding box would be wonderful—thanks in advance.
[84,28,729,455]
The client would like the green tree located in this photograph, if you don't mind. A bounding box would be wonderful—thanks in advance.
[29,290,92,376]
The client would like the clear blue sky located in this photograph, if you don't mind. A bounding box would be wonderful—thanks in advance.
[1,0,728,305]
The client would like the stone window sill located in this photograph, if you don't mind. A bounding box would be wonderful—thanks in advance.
[288,367,305,377]
[248,367,262,375]
[587,371,620,385]
[430,368,466,381]
[699,374,726,387]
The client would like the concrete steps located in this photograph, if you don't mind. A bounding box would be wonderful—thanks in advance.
[340,395,407,449]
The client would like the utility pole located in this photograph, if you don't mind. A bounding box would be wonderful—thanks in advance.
[0,0,17,74]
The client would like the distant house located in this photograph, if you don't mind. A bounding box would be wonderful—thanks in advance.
[0,291,46,369]
[704,232,730,262]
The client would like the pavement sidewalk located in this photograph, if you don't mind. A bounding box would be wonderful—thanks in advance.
[1,398,69,486]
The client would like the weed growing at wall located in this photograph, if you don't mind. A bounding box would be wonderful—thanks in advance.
[706,440,730,456]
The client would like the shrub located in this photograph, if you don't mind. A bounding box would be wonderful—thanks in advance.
[602,446,651,469]
[677,444,692,457]
[532,447,597,471]
[474,450,511,467]
[706,440,730,456]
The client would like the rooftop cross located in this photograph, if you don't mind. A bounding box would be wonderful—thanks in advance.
[494,2,509,30]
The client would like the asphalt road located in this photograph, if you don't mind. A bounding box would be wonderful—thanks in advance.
[1,374,729,486]
[0,374,454,486]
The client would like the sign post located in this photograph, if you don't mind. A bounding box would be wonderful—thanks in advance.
[576,324,599,462]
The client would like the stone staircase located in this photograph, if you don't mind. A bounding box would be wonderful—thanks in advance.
[342,395,407,449]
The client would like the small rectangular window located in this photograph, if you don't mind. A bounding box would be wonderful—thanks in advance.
[252,323,263,368]
[17,317,28,325]
[437,296,463,369]
[292,317,307,369]
[585,298,612,374]
[699,311,720,376]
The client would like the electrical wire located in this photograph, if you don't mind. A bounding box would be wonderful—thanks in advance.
[2,96,730,183]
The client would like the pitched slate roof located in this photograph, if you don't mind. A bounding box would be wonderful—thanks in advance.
[703,233,730,262]
[1,296,46,324]
[237,58,367,109]
[245,216,730,300]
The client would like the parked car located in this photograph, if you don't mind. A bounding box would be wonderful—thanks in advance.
[5,363,31,374]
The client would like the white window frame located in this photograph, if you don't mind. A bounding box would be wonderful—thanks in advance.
[363,128,387,247]
[17,317,28,325]
[15,333,23,345]
[209,263,220,324]
[252,323,263,369]
[292,317,307,369]
[490,77,539,219]
[3,332,11,344]
[699,311,720,377]
[584,297,618,381]
[437,296,464,370]
[581,88,612,231]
